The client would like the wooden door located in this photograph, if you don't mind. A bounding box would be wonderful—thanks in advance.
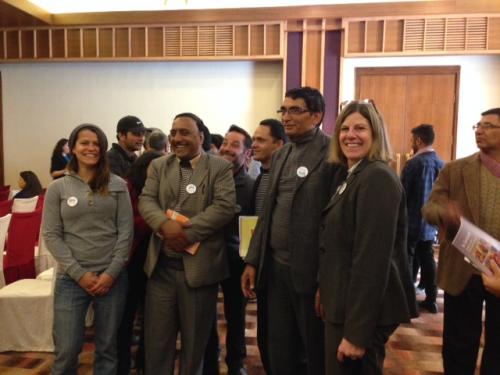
[356,66,459,173]
[356,74,407,162]
[405,73,456,165]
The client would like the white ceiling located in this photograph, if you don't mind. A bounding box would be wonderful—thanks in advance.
[28,0,432,14]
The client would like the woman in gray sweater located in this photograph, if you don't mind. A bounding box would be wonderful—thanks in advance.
[42,123,133,375]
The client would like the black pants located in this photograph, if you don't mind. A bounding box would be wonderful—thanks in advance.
[204,250,247,375]
[116,238,148,375]
[415,240,437,301]
[257,288,272,375]
[266,259,324,375]
[324,323,397,375]
[443,275,500,375]
[407,238,419,284]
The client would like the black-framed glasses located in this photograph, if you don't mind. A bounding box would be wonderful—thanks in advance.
[277,106,310,116]
[472,122,500,131]
[339,99,380,115]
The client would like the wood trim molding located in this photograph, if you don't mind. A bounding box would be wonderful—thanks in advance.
[343,13,500,56]
[2,0,52,25]
[0,21,284,62]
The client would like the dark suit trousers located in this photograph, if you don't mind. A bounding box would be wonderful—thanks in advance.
[267,259,324,375]
[443,275,500,375]
[204,250,247,375]
[257,287,272,375]
[116,237,148,374]
[324,322,397,375]
[145,258,218,375]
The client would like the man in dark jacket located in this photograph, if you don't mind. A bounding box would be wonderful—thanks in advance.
[204,125,254,375]
[242,87,335,375]
[107,115,146,177]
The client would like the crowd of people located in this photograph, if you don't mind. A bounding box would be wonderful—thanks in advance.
[31,86,500,375]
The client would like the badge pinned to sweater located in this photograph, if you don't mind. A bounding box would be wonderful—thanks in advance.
[67,196,78,207]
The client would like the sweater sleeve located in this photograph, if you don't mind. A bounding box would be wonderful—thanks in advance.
[42,181,86,281]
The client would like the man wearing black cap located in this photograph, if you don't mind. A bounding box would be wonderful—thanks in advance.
[107,115,146,177]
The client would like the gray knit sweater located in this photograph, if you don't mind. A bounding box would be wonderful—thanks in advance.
[42,172,133,282]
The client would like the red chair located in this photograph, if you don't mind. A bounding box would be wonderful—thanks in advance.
[3,208,42,285]
[35,194,45,210]
[0,200,13,217]
[0,185,10,192]
[0,189,10,201]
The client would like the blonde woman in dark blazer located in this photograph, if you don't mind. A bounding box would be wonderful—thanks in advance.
[316,101,417,374]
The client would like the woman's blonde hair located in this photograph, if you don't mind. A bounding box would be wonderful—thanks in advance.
[328,101,393,165]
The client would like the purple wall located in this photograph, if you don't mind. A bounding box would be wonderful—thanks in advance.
[322,30,341,135]
[285,32,302,91]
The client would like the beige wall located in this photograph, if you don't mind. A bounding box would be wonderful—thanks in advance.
[340,54,500,159]
[2,55,499,187]
[1,61,283,187]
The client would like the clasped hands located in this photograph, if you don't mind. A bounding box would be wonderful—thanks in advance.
[160,219,192,253]
[78,272,114,296]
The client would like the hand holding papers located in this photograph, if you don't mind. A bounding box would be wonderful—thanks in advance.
[164,209,199,255]
[452,217,500,276]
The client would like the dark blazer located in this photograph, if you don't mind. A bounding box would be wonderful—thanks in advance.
[422,153,481,295]
[107,143,136,178]
[319,160,417,347]
[245,128,335,295]
[138,152,236,288]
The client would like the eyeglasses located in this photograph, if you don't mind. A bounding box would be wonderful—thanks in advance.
[277,106,310,116]
[472,122,500,131]
[340,99,380,114]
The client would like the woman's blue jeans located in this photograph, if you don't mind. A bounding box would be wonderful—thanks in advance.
[52,271,127,375]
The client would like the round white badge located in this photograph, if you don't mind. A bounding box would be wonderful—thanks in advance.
[186,184,197,194]
[297,166,308,178]
[67,196,78,207]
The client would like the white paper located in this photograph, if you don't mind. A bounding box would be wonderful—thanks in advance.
[451,217,500,276]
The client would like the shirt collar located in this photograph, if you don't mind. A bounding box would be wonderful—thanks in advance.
[177,152,202,169]
[414,146,435,156]
[115,142,137,160]
[480,151,500,178]
[292,127,318,145]
[347,159,363,175]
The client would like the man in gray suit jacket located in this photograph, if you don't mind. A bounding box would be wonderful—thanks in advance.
[139,112,236,375]
[241,87,335,375]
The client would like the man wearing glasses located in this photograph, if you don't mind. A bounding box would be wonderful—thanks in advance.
[242,87,335,375]
[423,108,500,375]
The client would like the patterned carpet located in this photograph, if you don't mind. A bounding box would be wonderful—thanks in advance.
[0,288,482,374]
